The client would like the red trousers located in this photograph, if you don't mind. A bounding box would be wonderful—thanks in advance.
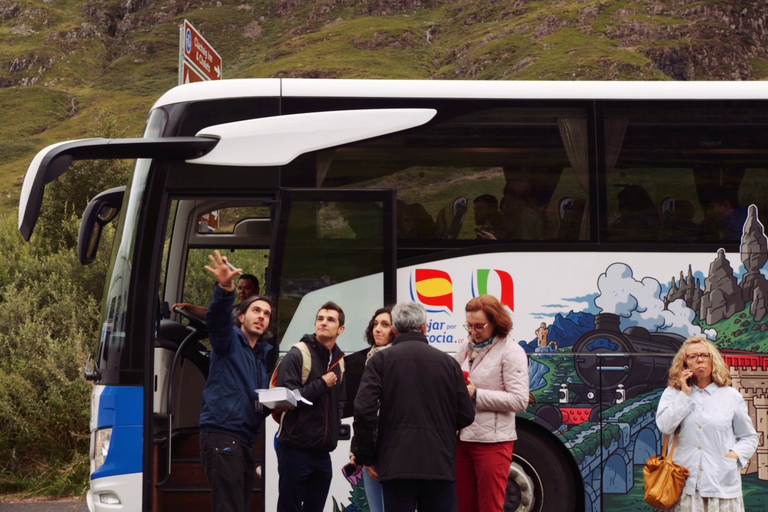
[456,439,514,512]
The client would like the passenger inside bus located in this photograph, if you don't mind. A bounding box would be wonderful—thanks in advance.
[660,199,703,242]
[496,179,544,240]
[553,196,586,240]
[399,203,436,239]
[701,190,749,242]
[473,194,503,239]
[609,185,661,241]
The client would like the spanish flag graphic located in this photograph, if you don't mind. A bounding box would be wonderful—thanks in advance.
[473,269,514,311]
[412,269,453,312]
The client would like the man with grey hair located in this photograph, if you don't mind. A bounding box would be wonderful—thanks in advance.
[353,302,475,512]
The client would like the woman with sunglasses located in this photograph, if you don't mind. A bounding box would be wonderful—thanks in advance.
[656,335,757,512]
[455,295,529,512]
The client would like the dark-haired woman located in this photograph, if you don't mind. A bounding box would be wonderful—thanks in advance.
[656,335,757,512]
[351,307,394,512]
[455,295,529,512]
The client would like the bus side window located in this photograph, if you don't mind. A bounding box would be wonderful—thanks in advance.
[605,102,768,244]
[308,105,592,244]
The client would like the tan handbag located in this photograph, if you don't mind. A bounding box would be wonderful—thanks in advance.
[644,430,689,509]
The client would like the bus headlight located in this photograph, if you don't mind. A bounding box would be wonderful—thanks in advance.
[94,428,112,471]
[99,492,121,504]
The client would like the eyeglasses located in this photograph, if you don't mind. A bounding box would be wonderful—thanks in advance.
[685,353,711,362]
[463,323,489,332]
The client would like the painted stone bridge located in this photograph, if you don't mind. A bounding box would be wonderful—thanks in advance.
[558,390,662,512]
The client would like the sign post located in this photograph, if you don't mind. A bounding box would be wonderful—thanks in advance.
[181,61,206,84]
[178,19,222,85]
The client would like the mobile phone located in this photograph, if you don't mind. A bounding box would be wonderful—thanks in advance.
[683,362,692,386]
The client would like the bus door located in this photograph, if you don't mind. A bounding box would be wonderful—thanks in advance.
[265,188,396,511]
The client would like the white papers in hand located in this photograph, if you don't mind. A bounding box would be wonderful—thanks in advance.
[256,387,313,408]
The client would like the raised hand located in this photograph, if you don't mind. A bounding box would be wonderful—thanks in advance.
[204,250,242,290]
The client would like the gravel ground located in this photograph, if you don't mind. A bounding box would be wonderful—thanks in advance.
[0,498,87,512]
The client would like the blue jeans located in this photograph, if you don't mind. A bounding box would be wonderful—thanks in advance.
[363,467,385,512]
[276,442,332,512]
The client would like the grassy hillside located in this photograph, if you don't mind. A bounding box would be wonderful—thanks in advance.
[1,0,767,213]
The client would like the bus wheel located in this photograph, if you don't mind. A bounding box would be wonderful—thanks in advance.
[505,426,581,512]
[506,460,536,511]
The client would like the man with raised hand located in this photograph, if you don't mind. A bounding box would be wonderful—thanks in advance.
[198,250,274,512]
[275,301,347,512]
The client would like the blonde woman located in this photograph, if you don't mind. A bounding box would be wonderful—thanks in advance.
[656,336,758,512]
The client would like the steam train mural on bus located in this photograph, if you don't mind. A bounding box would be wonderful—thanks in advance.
[529,311,685,431]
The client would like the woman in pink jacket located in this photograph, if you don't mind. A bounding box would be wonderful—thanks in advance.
[455,295,530,512]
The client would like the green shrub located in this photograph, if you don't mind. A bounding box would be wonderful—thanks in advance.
[0,210,114,497]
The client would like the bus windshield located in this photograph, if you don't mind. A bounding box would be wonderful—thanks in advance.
[98,108,167,384]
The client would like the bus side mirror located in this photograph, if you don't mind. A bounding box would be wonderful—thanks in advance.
[78,186,125,265]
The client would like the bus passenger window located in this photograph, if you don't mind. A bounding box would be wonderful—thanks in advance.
[605,103,768,244]
[307,105,592,244]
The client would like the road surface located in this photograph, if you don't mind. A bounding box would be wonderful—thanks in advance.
[0,501,87,512]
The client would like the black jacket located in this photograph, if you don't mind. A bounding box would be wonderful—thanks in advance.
[276,333,345,452]
[353,331,475,481]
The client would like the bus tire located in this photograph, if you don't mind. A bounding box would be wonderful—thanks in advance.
[505,421,583,512]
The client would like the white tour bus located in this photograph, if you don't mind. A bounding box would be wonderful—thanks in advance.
[19,79,768,512]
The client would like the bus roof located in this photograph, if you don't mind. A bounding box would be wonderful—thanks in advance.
[153,79,768,109]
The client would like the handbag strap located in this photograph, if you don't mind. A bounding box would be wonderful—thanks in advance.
[668,432,679,461]
[663,427,681,461]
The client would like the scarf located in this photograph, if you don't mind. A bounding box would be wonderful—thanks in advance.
[366,343,392,365]
[468,336,494,368]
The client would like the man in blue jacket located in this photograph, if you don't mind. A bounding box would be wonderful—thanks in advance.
[199,250,274,512]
